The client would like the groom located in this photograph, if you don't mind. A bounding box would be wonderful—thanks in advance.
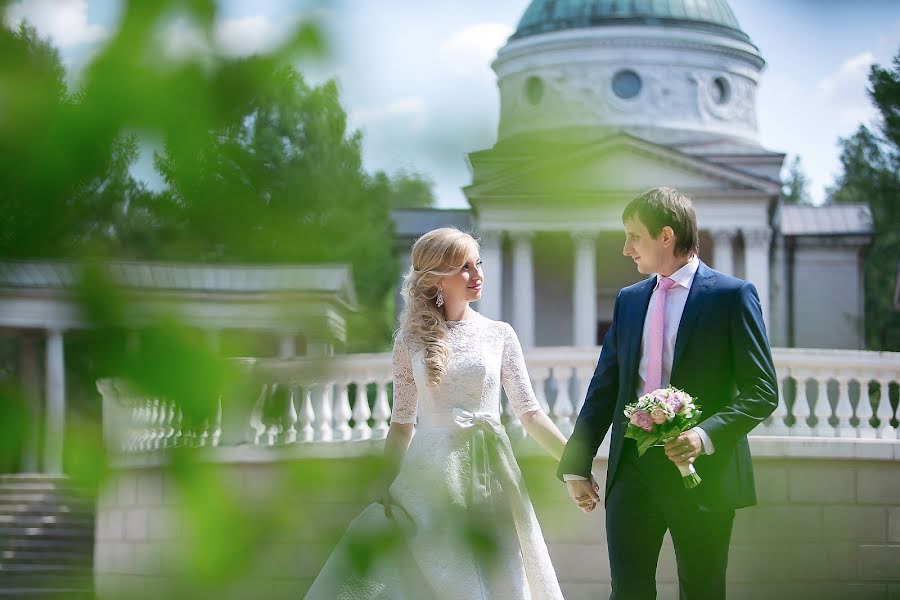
[558,187,777,599]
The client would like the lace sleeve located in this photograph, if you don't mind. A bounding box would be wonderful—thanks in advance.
[500,322,542,417]
[390,334,418,424]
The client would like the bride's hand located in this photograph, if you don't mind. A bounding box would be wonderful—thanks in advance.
[376,487,394,518]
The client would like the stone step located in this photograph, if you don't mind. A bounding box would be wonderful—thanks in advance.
[0,570,93,594]
[0,502,77,514]
[0,563,90,574]
[0,474,84,483]
[0,573,93,590]
[0,514,94,529]
[0,589,93,598]
[1,538,93,552]
[0,493,95,509]
[1,549,92,565]
[0,480,94,493]
[0,525,95,541]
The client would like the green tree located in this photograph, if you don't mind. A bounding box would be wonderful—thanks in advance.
[0,14,403,350]
[781,155,813,205]
[828,52,900,350]
[152,67,399,349]
[388,168,436,208]
[0,23,147,258]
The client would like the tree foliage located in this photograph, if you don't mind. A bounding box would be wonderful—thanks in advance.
[781,155,812,205]
[0,8,416,350]
[828,52,900,350]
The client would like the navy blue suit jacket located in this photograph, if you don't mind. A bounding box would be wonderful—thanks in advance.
[557,261,778,511]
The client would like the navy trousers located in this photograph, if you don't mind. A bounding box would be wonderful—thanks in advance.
[606,440,735,600]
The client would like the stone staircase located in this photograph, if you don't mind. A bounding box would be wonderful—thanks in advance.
[0,474,95,598]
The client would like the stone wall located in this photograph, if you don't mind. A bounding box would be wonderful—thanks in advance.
[791,239,867,350]
[95,442,900,599]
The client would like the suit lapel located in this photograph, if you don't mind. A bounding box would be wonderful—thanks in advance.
[623,277,656,399]
[671,261,716,379]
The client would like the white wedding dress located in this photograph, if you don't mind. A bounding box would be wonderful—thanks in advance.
[304,313,564,599]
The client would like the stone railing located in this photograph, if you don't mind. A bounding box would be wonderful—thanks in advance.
[97,347,900,455]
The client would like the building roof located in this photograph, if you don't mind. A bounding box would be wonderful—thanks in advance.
[511,0,750,43]
[779,204,874,236]
[0,261,357,306]
[391,209,474,238]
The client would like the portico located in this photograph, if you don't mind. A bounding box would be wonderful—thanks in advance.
[0,261,355,475]
[466,135,782,347]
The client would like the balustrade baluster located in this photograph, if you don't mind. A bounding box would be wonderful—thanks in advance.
[352,381,373,440]
[834,375,855,438]
[372,380,391,440]
[876,378,897,439]
[792,371,812,436]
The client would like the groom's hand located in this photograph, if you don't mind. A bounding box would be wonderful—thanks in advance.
[664,430,702,467]
[565,478,600,513]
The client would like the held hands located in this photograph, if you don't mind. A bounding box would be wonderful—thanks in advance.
[565,475,601,513]
[664,429,702,468]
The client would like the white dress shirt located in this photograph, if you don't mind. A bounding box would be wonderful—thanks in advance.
[564,256,713,483]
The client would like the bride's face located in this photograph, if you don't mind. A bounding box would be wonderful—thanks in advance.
[440,253,484,305]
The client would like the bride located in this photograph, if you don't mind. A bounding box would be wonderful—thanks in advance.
[305,227,576,599]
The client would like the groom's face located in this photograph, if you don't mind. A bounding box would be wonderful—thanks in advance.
[623,217,671,275]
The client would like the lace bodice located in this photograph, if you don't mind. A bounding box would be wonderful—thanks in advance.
[390,313,541,425]
[308,311,564,599]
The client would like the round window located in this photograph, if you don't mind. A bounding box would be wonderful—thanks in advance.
[712,76,731,104]
[612,69,642,99]
[524,76,544,106]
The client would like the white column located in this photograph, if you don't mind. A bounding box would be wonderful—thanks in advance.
[44,329,66,474]
[477,230,503,320]
[307,341,334,358]
[743,228,772,327]
[573,232,597,347]
[278,332,296,359]
[20,334,42,472]
[511,232,535,349]
[711,228,736,276]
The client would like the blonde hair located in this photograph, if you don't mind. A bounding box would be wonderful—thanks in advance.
[397,227,480,387]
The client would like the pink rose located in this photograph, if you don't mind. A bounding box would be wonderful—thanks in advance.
[630,410,654,432]
[666,393,684,414]
[650,408,667,424]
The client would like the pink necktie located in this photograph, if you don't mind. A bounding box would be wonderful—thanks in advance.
[643,277,678,395]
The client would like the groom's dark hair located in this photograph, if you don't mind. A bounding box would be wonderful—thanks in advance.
[622,187,700,258]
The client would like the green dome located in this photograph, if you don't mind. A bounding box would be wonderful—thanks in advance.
[512,0,750,43]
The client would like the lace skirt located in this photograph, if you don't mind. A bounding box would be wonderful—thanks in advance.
[304,424,564,600]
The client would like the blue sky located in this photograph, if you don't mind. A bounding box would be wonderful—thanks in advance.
[5,0,899,206]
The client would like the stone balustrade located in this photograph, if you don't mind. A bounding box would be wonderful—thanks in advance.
[98,347,899,454]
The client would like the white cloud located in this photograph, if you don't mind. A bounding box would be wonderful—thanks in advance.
[816,52,878,130]
[817,52,875,97]
[214,14,300,58]
[159,12,316,62]
[5,0,107,48]
[350,97,429,131]
[158,18,212,61]
[439,22,513,77]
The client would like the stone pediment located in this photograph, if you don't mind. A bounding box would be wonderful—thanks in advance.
[465,134,780,202]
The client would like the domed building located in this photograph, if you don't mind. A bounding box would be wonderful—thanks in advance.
[496,0,766,145]
[442,0,872,350]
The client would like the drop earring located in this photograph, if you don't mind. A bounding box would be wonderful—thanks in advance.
[436,288,444,307]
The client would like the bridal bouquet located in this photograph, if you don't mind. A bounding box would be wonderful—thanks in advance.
[624,386,703,488]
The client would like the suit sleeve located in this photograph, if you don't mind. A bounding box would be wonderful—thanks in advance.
[698,282,778,451]
[557,291,622,481]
